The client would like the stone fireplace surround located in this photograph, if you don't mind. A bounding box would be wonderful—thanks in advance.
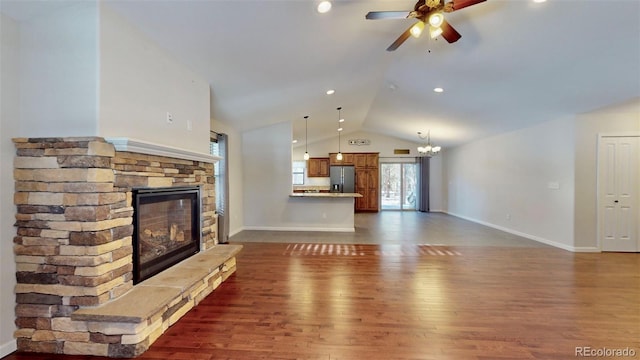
[12,137,241,357]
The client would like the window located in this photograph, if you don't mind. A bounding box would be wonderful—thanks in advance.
[210,138,222,211]
[292,161,305,185]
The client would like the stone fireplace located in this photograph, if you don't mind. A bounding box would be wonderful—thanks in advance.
[12,137,241,357]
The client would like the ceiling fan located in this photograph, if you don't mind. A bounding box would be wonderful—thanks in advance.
[366,0,486,51]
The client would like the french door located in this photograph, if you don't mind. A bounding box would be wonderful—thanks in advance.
[380,163,417,210]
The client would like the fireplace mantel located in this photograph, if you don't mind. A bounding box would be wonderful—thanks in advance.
[105,137,221,163]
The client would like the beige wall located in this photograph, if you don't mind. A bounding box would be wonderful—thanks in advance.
[99,4,211,154]
[16,2,99,137]
[573,97,640,249]
[0,13,20,357]
[443,116,576,250]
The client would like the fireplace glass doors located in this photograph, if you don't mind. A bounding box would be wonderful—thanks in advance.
[133,187,201,284]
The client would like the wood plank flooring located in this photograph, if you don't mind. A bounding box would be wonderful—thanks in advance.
[4,213,639,359]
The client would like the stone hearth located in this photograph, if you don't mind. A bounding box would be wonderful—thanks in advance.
[12,137,239,357]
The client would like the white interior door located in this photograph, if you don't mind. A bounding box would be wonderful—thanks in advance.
[598,136,639,252]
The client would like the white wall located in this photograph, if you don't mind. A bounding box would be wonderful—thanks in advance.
[99,4,211,154]
[443,116,576,250]
[18,2,99,137]
[0,13,20,357]
[210,118,244,237]
[574,98,640,249]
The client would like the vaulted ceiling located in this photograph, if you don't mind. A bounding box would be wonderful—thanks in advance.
[5,1,640,149]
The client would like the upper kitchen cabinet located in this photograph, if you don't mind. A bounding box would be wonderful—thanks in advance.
[307,157,330,177]
[329,153,354,166]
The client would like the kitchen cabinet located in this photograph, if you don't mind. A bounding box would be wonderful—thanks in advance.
[307,157,330,177]
[354,153,379,212]
[329,153,354,166]
[355,168,379,212]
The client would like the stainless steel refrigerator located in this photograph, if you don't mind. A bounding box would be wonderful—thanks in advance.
[330,165,355,193]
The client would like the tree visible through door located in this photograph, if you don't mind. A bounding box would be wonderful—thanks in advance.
[381,163,417,210]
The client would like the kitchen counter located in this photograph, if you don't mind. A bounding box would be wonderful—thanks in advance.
[289,192,363,198]
[285,192,361,232]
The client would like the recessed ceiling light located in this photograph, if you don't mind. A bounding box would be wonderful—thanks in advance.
[337,127,343,132]
[317,1,332,13]
[339,118,345,123]
[292,139,298,144]
[434,87,444,93]
[326,89,335,95]
[533,0,546,2]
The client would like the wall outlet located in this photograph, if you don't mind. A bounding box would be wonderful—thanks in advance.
[166,112,173,124]
[187,120,192,131]
[506,214,511,220]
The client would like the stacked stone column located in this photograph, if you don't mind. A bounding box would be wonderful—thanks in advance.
[12,137,216,355]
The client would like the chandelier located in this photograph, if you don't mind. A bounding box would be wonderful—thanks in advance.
[417,130,441,156]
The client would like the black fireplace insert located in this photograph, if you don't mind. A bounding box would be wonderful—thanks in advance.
[132,186,201,284]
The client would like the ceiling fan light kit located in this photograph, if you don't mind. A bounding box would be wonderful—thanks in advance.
[428,12,444,27]
[429,26,443,39]
[410,21,425,38]
[365,0,486,51]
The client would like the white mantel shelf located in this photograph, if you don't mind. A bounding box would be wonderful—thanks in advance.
[105,137,221,163]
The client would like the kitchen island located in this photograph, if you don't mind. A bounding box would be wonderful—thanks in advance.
[284,192,363,232]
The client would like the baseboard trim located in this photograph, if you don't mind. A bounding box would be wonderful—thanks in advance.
[572,246,601,253]
[242,226,355,233]
[444,211,590,252]
[0,339,17,358]
[228,227,244,238]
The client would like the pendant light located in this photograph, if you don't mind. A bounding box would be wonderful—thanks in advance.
[336,107,343,161]
[303,115,310,160]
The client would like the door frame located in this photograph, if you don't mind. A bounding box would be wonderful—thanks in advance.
[596,132,640,251]
[379,161,418,211]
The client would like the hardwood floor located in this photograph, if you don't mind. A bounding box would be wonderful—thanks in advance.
[4,213,639,359]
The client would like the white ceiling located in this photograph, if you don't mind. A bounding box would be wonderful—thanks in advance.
[4,0,640,149]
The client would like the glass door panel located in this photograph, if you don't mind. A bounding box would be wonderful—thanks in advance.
[381,163,417,210]
[403,163,417,210]
[381,164,401,209]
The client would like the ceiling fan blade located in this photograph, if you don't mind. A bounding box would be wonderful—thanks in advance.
[366,11,411,20]
[386,24,415,51]
[451,0,486,11]
[440,19,462,43]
